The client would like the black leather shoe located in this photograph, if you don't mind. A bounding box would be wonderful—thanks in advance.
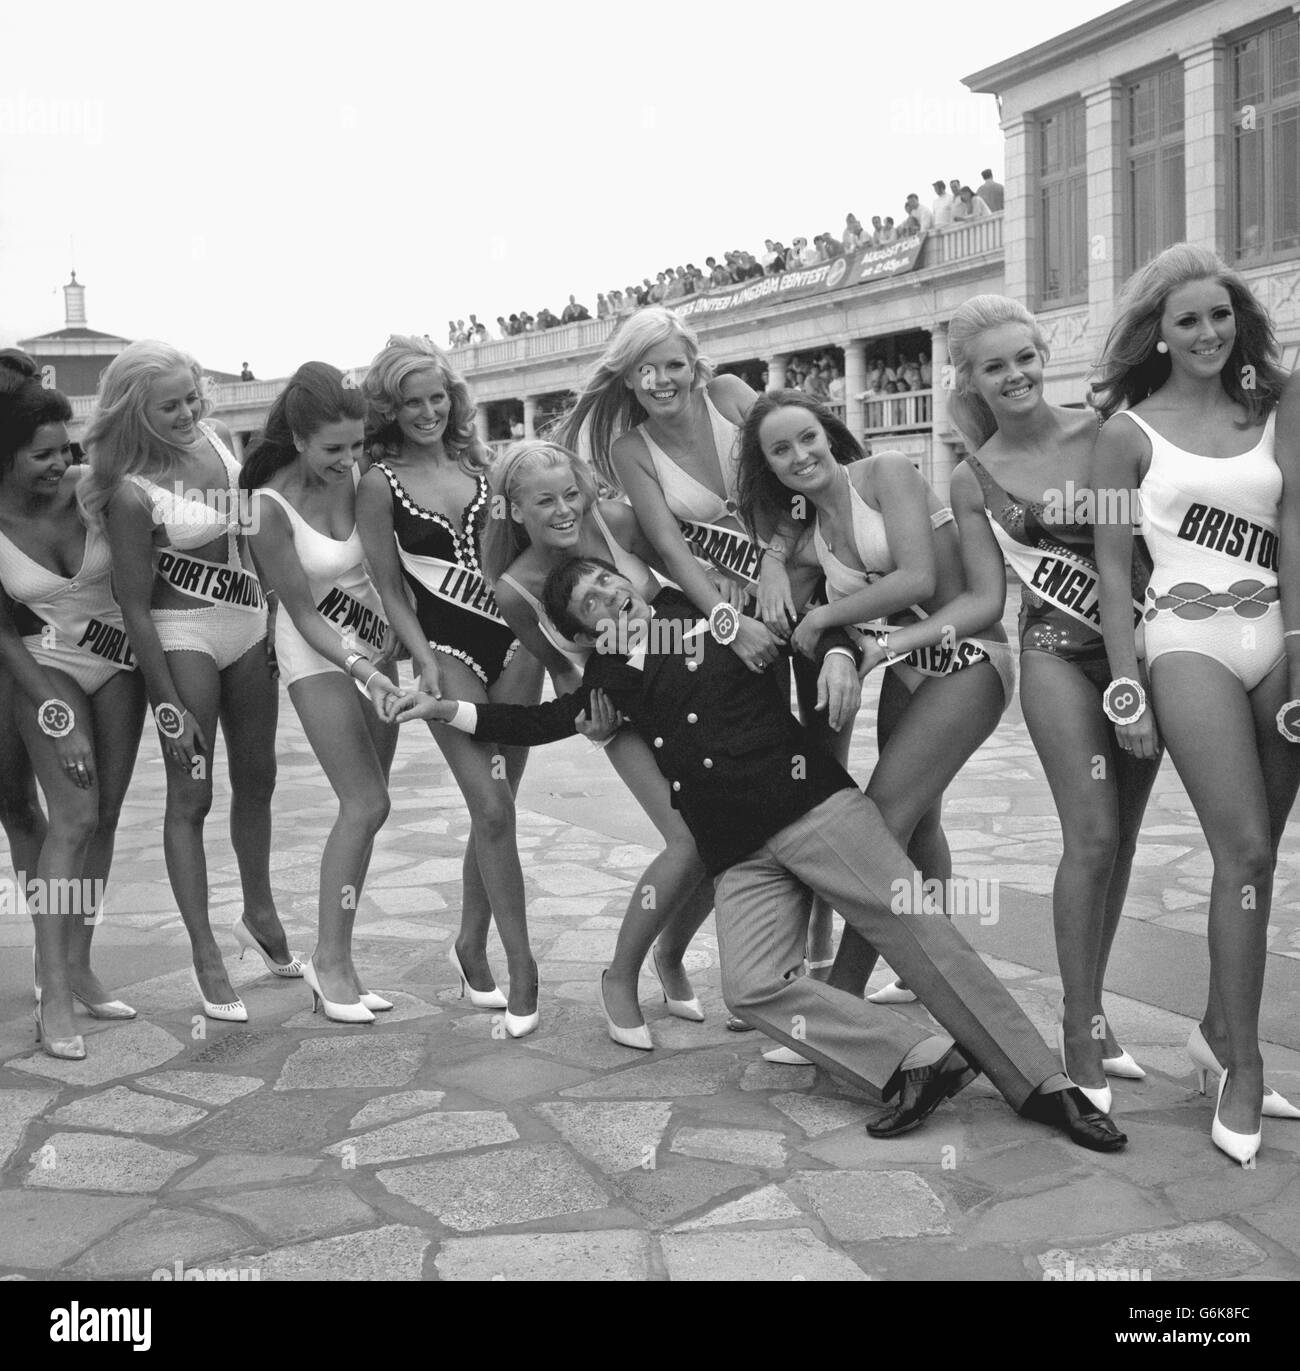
[725,1015,756,1033]
[867,1047,977,1138]
[1021,1086,1127,1152]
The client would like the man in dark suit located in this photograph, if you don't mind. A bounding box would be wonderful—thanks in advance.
[394,557,1125,1150]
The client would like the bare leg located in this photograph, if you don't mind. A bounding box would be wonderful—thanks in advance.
[0,672,46,883]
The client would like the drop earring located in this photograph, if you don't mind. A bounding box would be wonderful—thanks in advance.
[1155,340,1169,354]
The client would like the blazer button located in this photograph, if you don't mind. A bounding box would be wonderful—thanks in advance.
[654,737,664,748]
[702,758,713,768]
[672,781,681,792]
[686,712,698,723]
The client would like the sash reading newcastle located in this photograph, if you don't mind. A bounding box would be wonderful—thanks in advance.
[677,517,762,591]
[316,585,388,652]
[394,546,506,624]
[156,550,265,612]
[986,521,1144,631]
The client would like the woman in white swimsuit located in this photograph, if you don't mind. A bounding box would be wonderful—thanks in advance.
[1093,245,1300,1165]
[241,362,405,1024]
[482,439,714,1048]
[83,341,298,1023]
[0,356,145,1059]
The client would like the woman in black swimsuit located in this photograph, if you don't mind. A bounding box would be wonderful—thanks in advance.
[358,336,545,1037]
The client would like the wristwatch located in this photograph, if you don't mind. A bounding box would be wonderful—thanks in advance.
[708,602,740,646]
[1102,677,1146,726]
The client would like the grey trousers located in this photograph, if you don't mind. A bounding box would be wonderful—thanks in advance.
[714,788,1060,1108]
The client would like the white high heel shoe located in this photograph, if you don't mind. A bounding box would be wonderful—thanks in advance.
[1057,1024,1113,1114]
[649,945,704,1022]
[358,990,394,1012]
[33,948,136,1019]
[763,1046,812,1066]
[1187,1026,1300,1120]
[233,918,304,977]
[302,958,374,1025]
[190,967,247,1023]
[867,979,917,1005]
[600,972,652,1051]
[1053,998,1144,1079]
[448,945,508,1010]
[1212,1070,1261,1167]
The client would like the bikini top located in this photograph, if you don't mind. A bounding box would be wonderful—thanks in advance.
[635,389,741,525]
[125,421,244,553]
[813,471,953,603]
[498,503,659,668]
[962,448,1096,558]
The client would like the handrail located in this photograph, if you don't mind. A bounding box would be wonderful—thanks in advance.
[864,389,933,433]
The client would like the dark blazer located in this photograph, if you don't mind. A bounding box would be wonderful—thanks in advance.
[471,588,858,875]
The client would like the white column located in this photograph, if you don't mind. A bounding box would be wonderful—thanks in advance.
[929,321,955,503]
[843,339,867,438]
[474,403,489,444]
[766,353,788,392]
[1000,114,1032,308]
[523,395,538,439]
[1083,80,1123,355]
[1181,39,1228,256]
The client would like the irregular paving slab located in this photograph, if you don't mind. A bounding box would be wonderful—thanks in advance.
[349,1091,446,1129]
[769,1093,866,1137]
[562,1048,739,1099]
[183,1029,284,1067]
[9,1020,185,1086]
[1038,1221,1268,1282]
[325,1110,518,1165]
[49,1086,207,1135]
[739,1061,816,1092]
[274,1033,426,1090]
[435,1054,592,1103]
[523,1026,662,1071]
[0,1192,149,1270]
[525,864,633,896]
[535,1102,673,1174]
[435,1229,653,1281]
[378,1144,609,1231]
[673,1184,805,1231]
[1241,1178,1300,1257]
[172,1153,323,1191]
[136,1071,263,1106]
[181,1094,342,1155]
[661,1228,870,1281]
[671,1127,788,1170]
[0,1086,59,1168]
[791,1170,951,1241]
[253,1223,431,1280]
[25,1132,196,1193]
[72,1208,249,1277]
[965,1176,1170,1245]
[796,1117,966,1169]
[616,1159,761,1228]
[546,930,621,962]
[207,1181,378,1245]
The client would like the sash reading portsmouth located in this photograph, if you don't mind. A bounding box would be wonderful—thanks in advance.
[155,550,265,611]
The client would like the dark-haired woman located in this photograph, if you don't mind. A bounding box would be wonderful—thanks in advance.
[1093,245,1300,1165]
[737,390,1013,1007]
[0,358,146,1059]
[85,340,297,1023]
[358,336,545,1037]
[242,362,406,1024]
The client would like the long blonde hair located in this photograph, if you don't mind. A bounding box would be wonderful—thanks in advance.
[80,340,211,525]
[362,334,486,473]
[946,295,1051,452]
[481,440,599,584]
[554,307,712,489]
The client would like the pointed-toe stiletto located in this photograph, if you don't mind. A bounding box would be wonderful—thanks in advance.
[448,945,508,1010]
[302,958,374,1025]
[1212,1070,1261,1167]
[1057,1024,1113,1115]
[233,918,304,977]
[358,990,394,1012]
[1102,1050,1147,1080]
[1186,1026,1300,1119]
[33,1006,86,1061]
[190,967,248,1023]
[600,972,652,1051]
[763,1046,812,1066]
[649,945,704,1022]
[72,992,137,1020]
[503,1005,539,1039]
[867,979,917,1005]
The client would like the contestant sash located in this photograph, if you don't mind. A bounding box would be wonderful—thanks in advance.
[22,612,136,671]
[316,584,388,652]
[396,546,505,625]
[1171,499,1279,575]
[155,550,265,612]
[677,516,762,590]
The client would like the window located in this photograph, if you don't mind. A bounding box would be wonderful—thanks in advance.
[1231,14,1300,263]
[1125,65,1185,271]
[1037,100,1088,308]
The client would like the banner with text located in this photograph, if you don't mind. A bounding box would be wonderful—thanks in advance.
[675,235,926,321]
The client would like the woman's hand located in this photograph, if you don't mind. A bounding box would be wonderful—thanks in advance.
[54,724,96,790]
[856,637,890,679]
[160,708,208,773]
[416,658,442,700]
[366,671,405,722]
[731,615,780,672]
[709,570,748,612]
[575,689,623,743]
[1115,711,1159,761]
[757,555,796,638]
[374,625,404,669]
[392,690,455,725]
[790,606,829,660]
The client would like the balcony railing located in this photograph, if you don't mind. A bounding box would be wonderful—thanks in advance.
[919,213,1002,267]
[864,389,932,433]
[70,377,291,422]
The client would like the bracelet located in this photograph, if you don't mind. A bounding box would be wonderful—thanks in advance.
[37,699,75,738]
[763,547,788,564]
[344,651,368,676]
[708,602,740,646]
[873,630,902,665]
[1102,677,1147,727]
[1285,630,1300,640]
[1276,700,1300,743]
[362,670,382,692]
[153,702,188,739]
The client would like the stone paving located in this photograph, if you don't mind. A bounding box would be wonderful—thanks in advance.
[2,637,1300,1282]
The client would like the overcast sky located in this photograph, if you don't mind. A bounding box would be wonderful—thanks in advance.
[1,0,1120,379]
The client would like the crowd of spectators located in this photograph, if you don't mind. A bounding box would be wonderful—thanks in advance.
[780,347,934,405]
[449,169,1003,349]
